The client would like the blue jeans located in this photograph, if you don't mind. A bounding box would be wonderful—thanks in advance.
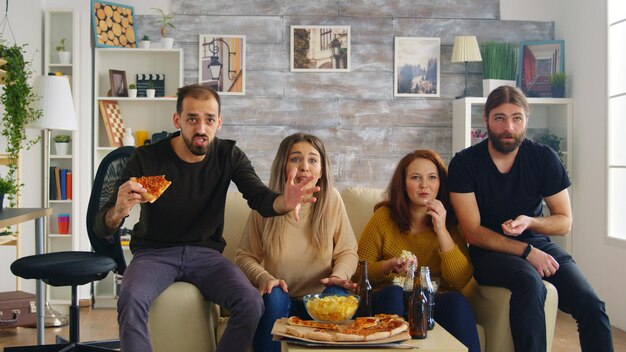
[252,285,348,352]
[372,285,481,352]
[470,238,613,352]
[118,246,263,352]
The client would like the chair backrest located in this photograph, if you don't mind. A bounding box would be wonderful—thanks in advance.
[86,146,135,276]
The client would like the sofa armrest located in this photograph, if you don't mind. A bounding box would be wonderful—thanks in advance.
[465,280,558,352]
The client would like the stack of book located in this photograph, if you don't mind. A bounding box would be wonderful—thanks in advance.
[49,167,72,200]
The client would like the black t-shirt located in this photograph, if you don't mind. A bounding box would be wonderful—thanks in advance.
[448,138,571,240]
[95,133,280,253]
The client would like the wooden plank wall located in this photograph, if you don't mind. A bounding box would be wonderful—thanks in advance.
[135,0,553,189]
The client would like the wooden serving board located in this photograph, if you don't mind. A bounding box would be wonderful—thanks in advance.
[271,318,411,345]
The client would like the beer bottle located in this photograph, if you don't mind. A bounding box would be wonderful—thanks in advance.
[420,266,435,330]
[402,263,416,320]
[355,260,372,317]
[408,272,428,339]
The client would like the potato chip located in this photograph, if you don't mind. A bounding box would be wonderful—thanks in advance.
[304,295,359,323]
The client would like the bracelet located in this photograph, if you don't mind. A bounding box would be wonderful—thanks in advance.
[520,243,533,259]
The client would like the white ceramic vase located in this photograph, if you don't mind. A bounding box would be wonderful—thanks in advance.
[128,89,137,98]
[58,51,71,64]
[55,142,70,155]
[138,40,151,49]
[161,37,174,49]
[146,89,156,98]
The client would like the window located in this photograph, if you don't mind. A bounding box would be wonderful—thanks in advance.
[608,0,626,240]
[320,29,332,50]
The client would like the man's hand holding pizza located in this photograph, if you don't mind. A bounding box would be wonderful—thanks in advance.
[104,179,147,230]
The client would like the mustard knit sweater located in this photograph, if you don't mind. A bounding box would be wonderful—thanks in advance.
[357,206,473,292]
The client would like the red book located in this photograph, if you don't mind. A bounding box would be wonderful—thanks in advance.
[67,171,72,200]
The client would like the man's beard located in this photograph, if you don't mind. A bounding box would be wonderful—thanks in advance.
[487,124,525,153]
[182,133,212,156]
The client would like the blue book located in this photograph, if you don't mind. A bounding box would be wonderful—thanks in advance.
[60,169,67,200]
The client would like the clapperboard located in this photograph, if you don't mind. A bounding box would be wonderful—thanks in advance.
[136,73,165,97]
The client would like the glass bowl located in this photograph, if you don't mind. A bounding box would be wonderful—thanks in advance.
[302,293,360,324]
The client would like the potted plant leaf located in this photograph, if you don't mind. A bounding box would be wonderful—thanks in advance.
[481,42,518,96]
[548,72,566,98]
[56,38,71,64]
[152,8,175,49]
[53,134,71,155]
[128,83,138,98]
[139,35,151,49]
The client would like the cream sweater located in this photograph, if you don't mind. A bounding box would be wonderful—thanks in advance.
[235,188,358,299]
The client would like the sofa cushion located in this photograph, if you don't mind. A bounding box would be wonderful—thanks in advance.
[340,187,385,239]
[222,191,251,262]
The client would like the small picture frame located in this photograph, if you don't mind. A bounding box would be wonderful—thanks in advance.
[109,69,128,97]
[290,26,350,72]
[198,34,246,95]
[517,40,565,97]
[92,0,137,48]
[394,37,440,97]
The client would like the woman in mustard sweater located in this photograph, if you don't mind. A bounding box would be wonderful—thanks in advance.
[235,133,358,352]
[358,149,480,352]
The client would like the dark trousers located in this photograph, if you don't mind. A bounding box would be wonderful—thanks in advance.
[372,285,481,352]
[470,238,613,352]
[118,246,263,352]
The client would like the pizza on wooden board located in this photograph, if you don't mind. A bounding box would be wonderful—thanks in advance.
[130,175,171,203]
[285,314,408,342]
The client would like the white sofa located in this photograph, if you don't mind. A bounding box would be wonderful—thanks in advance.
[148,188,559,352]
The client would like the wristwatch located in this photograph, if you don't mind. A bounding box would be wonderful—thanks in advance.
[521,243,533,259]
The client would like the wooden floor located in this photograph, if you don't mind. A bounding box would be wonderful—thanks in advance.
[1,308,625,350]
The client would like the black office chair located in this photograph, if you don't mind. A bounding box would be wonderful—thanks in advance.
[7,146,135,351]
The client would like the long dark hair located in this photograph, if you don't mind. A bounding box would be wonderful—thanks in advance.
[376,150,456,232]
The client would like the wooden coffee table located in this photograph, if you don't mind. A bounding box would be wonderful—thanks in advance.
[280,324,468,351]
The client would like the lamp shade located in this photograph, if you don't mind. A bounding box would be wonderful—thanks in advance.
[451,36,482,63]
[29,75,77,131]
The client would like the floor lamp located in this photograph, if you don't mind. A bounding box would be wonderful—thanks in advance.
[451,36,482,99]
[29,75,77,327]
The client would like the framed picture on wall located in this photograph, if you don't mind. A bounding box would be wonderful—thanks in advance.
[198,34,246,95]
[108,69,128,97]
[92,0,137,48]
[290,26,350,72]
[517,40,564,97]
[394,37,440,97]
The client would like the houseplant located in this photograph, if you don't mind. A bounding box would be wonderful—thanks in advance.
[139,35,151,49]
[55,38,70,64]
[152,8,175,49]
[480,42,517,96]
[146,80,156,98]
[128,83,138,98]
[0,175,18,209]
[53,134,71,155]
[0,40,42,207]
[548,72,566,98]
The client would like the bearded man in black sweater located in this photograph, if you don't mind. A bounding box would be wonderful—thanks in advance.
[95,84,318,352]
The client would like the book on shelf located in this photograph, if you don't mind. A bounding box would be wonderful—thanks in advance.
[67,171,72,200]
[49,166,57,200]
[54,167,61,200]
[60,169,67,200]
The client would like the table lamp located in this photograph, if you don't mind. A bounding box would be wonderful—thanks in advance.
[29,75,77,327]
[451,36,482,99]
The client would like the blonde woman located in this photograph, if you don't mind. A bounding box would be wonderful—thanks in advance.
[235,133,358,352]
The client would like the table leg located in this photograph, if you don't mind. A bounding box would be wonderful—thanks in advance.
[35,217,44,345]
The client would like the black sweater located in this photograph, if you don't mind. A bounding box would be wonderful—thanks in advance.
[95,133,279,253]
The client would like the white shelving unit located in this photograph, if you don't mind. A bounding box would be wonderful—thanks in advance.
[44,9,80,305]
[92,48,183,307]
[452,97,574,253]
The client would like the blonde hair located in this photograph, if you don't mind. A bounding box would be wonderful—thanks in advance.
[262,133,333,258]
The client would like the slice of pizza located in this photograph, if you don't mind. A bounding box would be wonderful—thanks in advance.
[130,175,172,203]
[287,316,339,330]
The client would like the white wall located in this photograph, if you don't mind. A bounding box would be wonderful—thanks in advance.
[503,0,626,331]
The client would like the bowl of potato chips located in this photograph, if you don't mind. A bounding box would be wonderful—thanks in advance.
[303,293,360,324]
